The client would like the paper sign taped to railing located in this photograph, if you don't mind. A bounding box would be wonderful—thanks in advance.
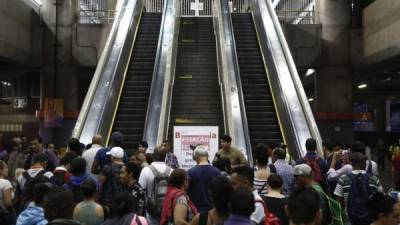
[174,126,219,170]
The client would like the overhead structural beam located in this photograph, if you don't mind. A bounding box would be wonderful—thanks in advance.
[291,0,315,24]
[21,0,41,14]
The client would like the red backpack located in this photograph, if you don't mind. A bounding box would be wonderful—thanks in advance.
[303,156,322,183]
[255,199,281,225]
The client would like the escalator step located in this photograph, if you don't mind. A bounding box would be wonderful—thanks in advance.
[232,13,282,147]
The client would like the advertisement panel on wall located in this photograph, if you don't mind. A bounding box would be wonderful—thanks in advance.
[173,126,219,170]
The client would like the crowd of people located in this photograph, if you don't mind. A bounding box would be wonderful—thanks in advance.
[0,132,399,225]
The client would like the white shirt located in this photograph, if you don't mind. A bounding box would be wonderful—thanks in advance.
[327,160,378,181]
[82,144,103,180]
[0,178,13,209]
[251,190,265,224]
[139,161,173,198]
[17,168,53,190]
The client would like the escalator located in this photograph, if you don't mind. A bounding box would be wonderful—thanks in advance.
[232,14,282,147]
[168,17,224,138]
[111,13,162,152]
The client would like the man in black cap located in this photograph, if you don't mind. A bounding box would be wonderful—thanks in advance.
[212,134,247,168]
[91,131,127,174]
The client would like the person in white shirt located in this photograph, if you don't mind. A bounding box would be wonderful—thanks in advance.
[82,135,103,181]
[139,147,172,225]
[327,150,378,181]
[231,166,265,224]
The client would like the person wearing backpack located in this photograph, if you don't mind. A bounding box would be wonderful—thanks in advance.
[139,148,172,225]
[294,164,348,225]
[51,152,76,186]
[63,157,97,204]
[263,174,289,225]
[334,152,384,225]
[295,138,328,189]
[16,153,53,211]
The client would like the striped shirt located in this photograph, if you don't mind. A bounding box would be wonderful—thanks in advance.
[334,170,383,209]
[254,178,268,196]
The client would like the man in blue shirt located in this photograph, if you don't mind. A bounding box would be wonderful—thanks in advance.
[188,145,221,212]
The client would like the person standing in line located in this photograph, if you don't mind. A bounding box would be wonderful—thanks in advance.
[120,162,146,216]
[230,166,265,225]
[223,188,254,225]
[213,135,247,169]
[73,179,104,225]
[92,131,125,175]
[162,140,180,169]
[82,135,103,181]
[188,145,221,212]
[253,144,269,196]
[263,174,289,225]
[286,187,322,225]
[270,148,294,196]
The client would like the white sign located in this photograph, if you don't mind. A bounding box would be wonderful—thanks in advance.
[174,126,219,170]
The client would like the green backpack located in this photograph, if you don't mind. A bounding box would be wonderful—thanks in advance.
[312,184,349,225]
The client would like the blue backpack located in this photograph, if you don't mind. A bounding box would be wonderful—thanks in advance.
[346,173,373,225]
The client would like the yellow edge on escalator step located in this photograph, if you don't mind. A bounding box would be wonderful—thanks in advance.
[183,21,195,25]
[179,75,192,79]
[175,118,192,123]
[182,39,194,43]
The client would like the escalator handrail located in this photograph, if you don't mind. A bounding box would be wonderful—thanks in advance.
[251,0,323,158]
[72,0,144,144]
[143,0,181,151]
[213,0,253,164]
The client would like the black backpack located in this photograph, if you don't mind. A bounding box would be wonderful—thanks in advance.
[51,170,68,186]
[346,173,374,225]
[17,170,49,211]
[65,180,85,203]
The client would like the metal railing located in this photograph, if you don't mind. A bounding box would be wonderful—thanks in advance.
[79,10,118,24]
[230,0,316,24]
[143,0,165,12]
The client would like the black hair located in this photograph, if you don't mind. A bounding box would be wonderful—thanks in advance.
[322,139,333,152]
[221,135,232,143]
[273,147,286,160]
[43,186,75,221]
[68,138,83,156]
[32,183,52,205]
[4,139,16,153]
[352,141,366,154]
[230,188,255,217]
[212,157,231,174]
[34,135,43,144]
[110,192,135,218]
[124,162,142,181]
[168,169,187,188]
[60,151,77,166]
[287,187,320,224]
[349,152,367,170]
[33,153,48,164]
[267,174,283,190]
[210,176,233,217]
[368,192,398,221]
[231,166,254,184]
[267,141,278,149]
[85,143,92,150]
[305,138,317,151]
[81,179,97,199]
[110,131,123,146]
[70,157,87,175]
[139,141,148,148]
[254,144,268,166]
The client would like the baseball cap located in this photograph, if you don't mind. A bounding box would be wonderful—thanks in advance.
[293,164,312,176]
[106,147,124,159]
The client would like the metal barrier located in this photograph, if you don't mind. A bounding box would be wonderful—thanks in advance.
[143,0,165,12]
[79,10,118,24]
[230,0,316,24]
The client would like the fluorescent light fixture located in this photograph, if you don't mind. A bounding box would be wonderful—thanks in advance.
[308,98,314,102]
[305,68,315,77]
[1,81,11,86]
[358,83,367,89]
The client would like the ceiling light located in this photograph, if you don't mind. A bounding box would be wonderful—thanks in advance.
[308,98,314,102]
[305,68,315,77]
[358,83,367,89]
[386,77,392,81]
